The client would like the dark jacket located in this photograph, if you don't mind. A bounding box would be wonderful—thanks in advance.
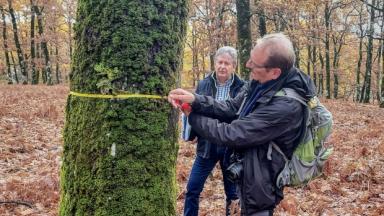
[189,72,244,159]
[188,67,316,214]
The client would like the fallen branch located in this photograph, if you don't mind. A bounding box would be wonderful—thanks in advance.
[0,200,33,208]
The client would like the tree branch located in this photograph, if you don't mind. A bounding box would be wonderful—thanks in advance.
[0,200,33,208]
[360,0,384,12]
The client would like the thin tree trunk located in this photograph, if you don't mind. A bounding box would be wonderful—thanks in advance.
[55,45,60,84]
[307,45,311,77]
[60,1,188,215]
[324,2,331,99]
[377,38,382,102]
[236,0,252,79]
[381,37,384,107]
[8,0,27,83]
[319,48,325,96]
[294,40,300,69]
[360,0,375,103]
[1,7,12,84]
[33,5,52,85]
[255,0,267,36]
[30,0,38,84]
[355,35,363,101]
[10,52,18,83]
[312,43,318,88]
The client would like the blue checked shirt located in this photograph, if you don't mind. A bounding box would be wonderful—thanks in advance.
[215,75,233,101]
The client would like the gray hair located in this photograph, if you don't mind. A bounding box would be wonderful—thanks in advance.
[256,33,296,72]
[214,46,238,66]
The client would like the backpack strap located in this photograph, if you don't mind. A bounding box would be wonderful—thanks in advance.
[269,88,311,162]
[267,141,289,162]
[280,88,308,107]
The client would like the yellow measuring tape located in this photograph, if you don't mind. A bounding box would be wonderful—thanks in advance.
[69,91,167,99]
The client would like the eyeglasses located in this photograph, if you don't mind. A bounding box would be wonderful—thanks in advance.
[247,59,270,70]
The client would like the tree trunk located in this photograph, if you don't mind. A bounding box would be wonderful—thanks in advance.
[355,35,363,101]
[307,45,311,77]
[311,43,317,88]
[319,48,325,96]
[55,44,61,84]
[33,5,52,85]
[254,0,266,36]
[59,1,188,215]
[8,0,27,83]
[10,52,19,83]
[30,0,38,84]
[360,0,375,103]
[332,40,341,99]
[236,0,252,79]
[377,14,383,103]
[377,38,382,102]
[324,2,331,99]
[381,37,384,106]
[1,7,12,84]
[293,40,300,69]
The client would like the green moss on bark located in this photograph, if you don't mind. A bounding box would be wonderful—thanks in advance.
[60,0,188,215]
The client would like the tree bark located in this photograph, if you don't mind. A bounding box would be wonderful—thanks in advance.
[236,0,252,79]
[355,34,363,101]
[319,48,325,96]
[30,0,38,84]
[324,2,331,99]
[10,51,18,83]
[254,0,267,36]
[360,0,375,103]
[380,0,384,106]
[7,0,28,83]
[55,45,61,84]
[33,5,52,85]
[1,7,12,84]
[60,1,188,215]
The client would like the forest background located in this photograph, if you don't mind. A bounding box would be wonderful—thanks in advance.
[0,0,383,215]
[0,0,383,105]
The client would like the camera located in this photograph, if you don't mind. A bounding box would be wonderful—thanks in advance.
[226,152,244,183]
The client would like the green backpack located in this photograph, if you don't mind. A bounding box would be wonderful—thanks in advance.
[270,88,333,188]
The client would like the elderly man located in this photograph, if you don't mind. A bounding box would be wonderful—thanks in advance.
[183,46,244,216]
[169,33,316,215]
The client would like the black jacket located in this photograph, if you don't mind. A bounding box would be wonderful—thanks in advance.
[190,72,244,159]
[188,67,316,214]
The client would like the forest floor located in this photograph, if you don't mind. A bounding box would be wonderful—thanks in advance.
[0,84,383,216]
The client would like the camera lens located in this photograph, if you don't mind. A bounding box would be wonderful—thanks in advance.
[226,162,243,183]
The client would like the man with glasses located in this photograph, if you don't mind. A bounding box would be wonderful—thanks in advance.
[168,33,316,215]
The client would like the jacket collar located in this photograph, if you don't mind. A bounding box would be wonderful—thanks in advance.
[251,67,295,104]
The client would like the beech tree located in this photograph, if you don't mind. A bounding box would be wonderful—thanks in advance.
[59,0,188,215]
[236,0,252,78]
[7,0,27,83]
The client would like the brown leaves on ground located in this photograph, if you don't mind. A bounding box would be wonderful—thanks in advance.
[1,85,383,215]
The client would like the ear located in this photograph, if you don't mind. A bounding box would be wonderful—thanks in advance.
[271,68,282,80]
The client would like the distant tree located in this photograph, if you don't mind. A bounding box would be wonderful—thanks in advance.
[10,52,18,83]
[0,6,12,84]
[33,3,52,85]
[7,0,27,83]
[354,2,367,101]
[30,0,38,84]
[236,0,252,78]
[60,0,188,215]
[360,0,376,103]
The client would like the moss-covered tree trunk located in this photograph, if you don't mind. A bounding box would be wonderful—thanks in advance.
[60,1,188,216]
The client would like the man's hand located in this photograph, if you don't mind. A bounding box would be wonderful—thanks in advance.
[187,137,198,144]
[168,88,196,108]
